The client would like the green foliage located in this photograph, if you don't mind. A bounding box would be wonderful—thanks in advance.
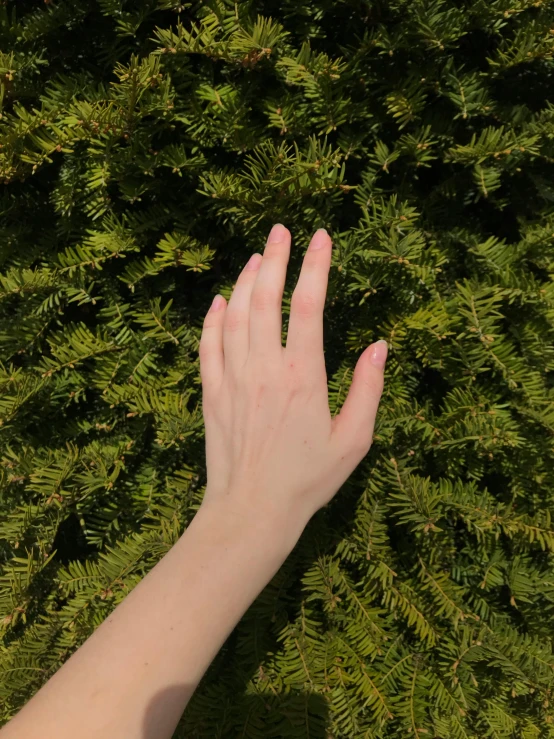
[2,0,554,736]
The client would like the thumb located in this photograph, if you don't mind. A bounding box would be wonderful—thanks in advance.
[331,340,388,458]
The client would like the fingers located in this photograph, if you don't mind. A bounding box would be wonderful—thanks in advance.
[249,224,291,359]
[285,229,332,367]
[199,293,227,392]
[223,252,263,375]
[200,225,332,391]
[331,341,388,458]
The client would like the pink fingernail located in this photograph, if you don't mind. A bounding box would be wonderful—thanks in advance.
[267,223,288,243]
[309,228,330,250]
[369,340,388,368]
[211,294,224,311]
[245,253,262,270]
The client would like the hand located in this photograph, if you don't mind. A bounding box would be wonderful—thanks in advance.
[199,224,388,536]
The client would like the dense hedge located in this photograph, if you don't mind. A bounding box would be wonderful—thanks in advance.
[2,1,554,736]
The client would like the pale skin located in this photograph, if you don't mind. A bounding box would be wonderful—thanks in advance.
[0,224,388,739]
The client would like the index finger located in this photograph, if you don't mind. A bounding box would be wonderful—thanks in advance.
[285,228,332,366]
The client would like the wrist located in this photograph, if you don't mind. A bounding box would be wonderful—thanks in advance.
[196,488,310,559]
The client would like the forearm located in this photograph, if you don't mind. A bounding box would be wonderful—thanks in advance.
[1,496,306,739]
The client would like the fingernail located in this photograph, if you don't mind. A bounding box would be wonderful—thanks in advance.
[245,253,262,270]
[211,294,224,311]
[267,223,288,243]
[309,228,330,251]
[369,340,388,368]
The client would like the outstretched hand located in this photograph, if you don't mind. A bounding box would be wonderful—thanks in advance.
[199,224,388,533]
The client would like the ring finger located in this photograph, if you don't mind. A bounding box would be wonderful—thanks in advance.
[223,252,263,375]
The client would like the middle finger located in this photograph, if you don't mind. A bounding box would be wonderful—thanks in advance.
[249,224,291,360]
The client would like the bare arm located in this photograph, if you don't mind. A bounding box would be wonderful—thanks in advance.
[0,225,387,739]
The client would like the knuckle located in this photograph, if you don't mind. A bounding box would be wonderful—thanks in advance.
[366,372,384,396]
[246,378,271,404]
[251,287,279,312]
[284,371,305,396]
[291,290,318,317]
[224,311,244,333]
[285,359,312,390]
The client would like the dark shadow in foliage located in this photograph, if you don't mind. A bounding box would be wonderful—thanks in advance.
[51,510,97,563]
[142,684,329,738]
